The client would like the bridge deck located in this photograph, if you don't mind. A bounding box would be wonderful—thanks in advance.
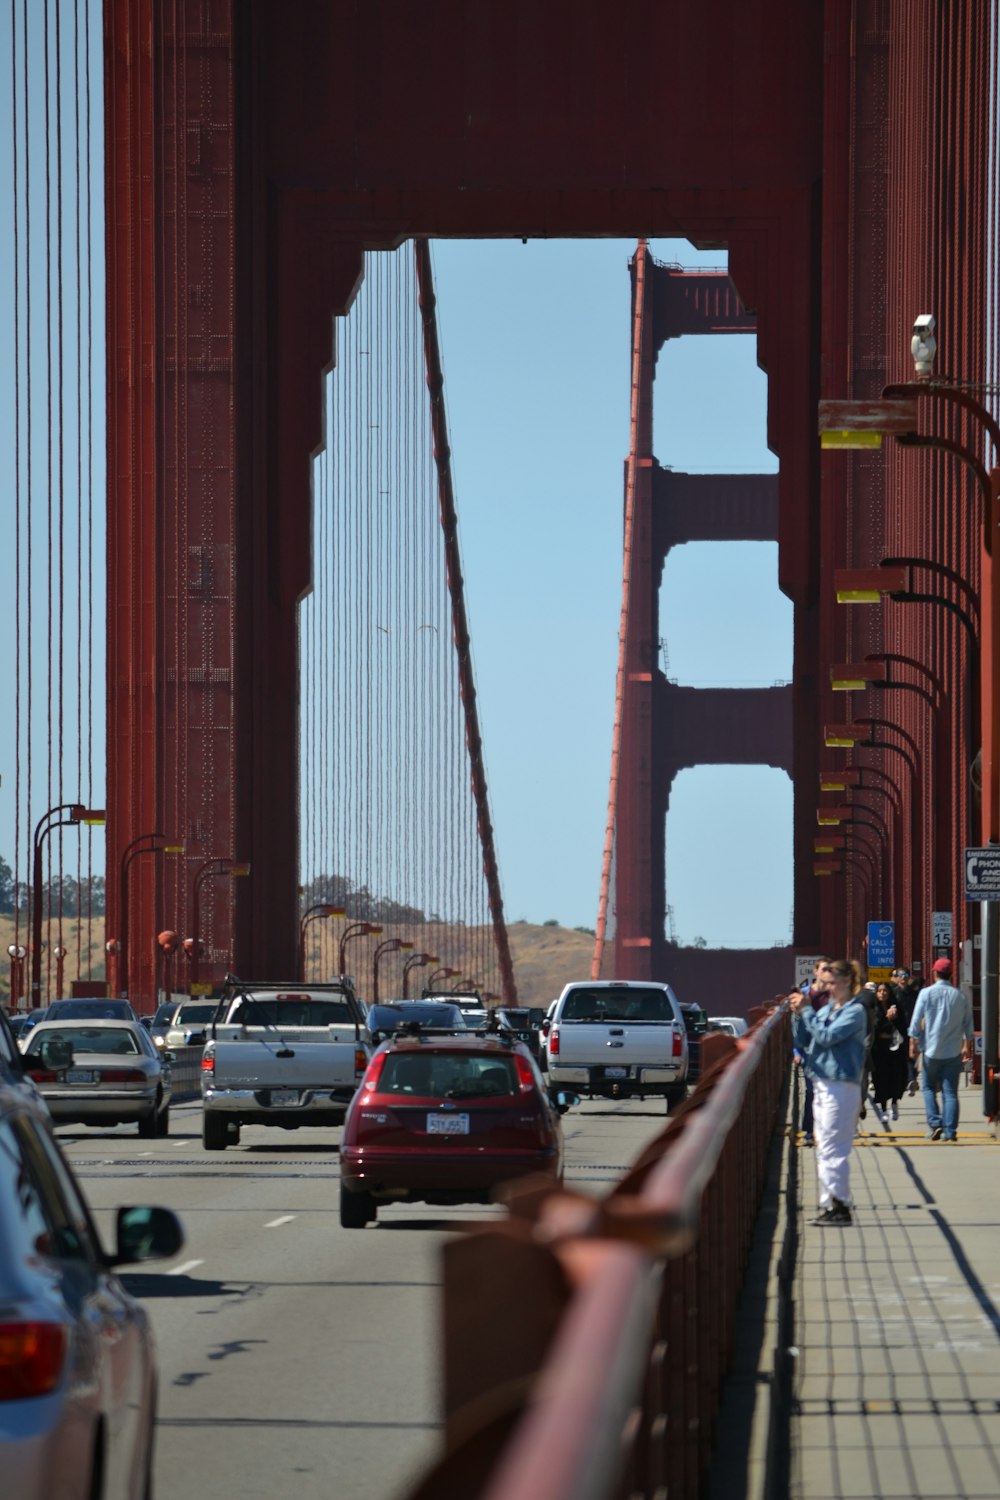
[715,1081,1000,1500]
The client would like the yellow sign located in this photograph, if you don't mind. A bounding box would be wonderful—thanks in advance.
[820,430,883,450]
[867,967,893,983]
[190,981,213,996]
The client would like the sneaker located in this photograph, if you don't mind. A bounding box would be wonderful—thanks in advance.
[927,1126,943,1140]
[822,1199,853,1226]
[908,1080,918,1096]
[811,1206,834,1225]
[802,1134,814,1147]
[942,1134,957,1142]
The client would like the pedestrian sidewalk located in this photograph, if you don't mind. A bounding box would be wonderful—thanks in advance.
[793,1083,1000,1499]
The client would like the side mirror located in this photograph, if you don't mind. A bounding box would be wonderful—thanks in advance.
[139,1016,153,1030]
[187,1029,208,1048]
[111,1205,185,1266]
[40,1036,74,1071]
[162,1050,176,1064]
[553,1090,581,1114]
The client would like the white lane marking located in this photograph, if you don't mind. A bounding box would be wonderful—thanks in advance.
[137,1151,153,1157]
[265,1215,296,1228]
[168,1259,204,1277]
[172,1138,188,1146]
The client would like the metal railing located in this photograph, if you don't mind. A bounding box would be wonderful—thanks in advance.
[404,1002,791,1500]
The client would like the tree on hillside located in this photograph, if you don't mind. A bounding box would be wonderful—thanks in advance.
[0,855,14,913]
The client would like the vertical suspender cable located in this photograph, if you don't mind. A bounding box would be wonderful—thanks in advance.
[414,239,516,1002]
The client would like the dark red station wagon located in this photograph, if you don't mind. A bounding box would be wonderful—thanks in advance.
[338,1030,573,1228]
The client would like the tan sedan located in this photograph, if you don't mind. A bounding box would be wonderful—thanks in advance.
[21,1020,172,1136]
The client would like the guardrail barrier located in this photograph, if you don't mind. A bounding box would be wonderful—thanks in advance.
[404,1003,791,1500]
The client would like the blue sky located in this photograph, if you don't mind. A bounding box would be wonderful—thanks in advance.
[429,238,793,942]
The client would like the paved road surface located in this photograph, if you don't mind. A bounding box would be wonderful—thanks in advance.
[59,1095,668,1500]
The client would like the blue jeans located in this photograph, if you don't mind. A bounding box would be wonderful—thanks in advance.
[920,1054,962,1137]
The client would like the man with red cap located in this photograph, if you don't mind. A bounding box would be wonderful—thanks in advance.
[907,958,974,1141]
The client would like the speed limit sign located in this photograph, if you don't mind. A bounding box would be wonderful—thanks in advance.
[932,911,953,947]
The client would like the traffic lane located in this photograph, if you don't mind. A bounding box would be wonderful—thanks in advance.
[67,1104,447,1500]
[59,1097,672,1500]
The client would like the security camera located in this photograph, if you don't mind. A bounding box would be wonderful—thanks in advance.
[911,313,937,377]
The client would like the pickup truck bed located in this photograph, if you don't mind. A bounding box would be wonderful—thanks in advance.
[200,979,369,1149]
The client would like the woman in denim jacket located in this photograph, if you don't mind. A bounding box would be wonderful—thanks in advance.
[789,958,867,1226]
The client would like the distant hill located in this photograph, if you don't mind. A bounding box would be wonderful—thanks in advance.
[0,914,596,1010]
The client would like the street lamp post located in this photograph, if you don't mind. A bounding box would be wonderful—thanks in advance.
[822,386,1000,1114]
[30,802,105,1010]
[188,859,251,991]
[337,921,383,977]
[824,721,923,958]
[118,834,184,1004]
[426,967,459,989]
[7,944,26,1011]
[401,951,438,999]
[298,904,346,980]
[371,938,413,1006]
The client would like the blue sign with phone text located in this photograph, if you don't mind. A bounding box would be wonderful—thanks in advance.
[867,921,895,968]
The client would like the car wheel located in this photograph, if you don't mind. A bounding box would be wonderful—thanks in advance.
[340,1184,376,1229]
[203,1112,228,1151]
[137,1104,158,1139]
[155,1103,171,1137]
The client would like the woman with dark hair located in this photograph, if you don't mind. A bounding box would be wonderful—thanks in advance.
[869,981,909,1123]
[788,958,868,1226]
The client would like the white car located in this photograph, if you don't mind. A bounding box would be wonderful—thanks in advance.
[707,1015,750,1038]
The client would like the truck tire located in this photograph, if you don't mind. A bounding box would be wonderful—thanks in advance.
[340,1184,376,1229]
[203,1112,228,1151]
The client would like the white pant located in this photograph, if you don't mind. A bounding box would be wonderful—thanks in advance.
[812,1076,861,1208]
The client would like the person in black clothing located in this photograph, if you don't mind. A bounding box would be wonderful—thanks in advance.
[869,981,909,1123]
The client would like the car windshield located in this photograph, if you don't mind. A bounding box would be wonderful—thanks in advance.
[560,988,676,1022]
[154,1003,179,1024]
[46,1001,135,1021]
[28,1026,141,1056]
[173,1003,219,1024]
[369,1004,463,1030]
[228,999,354,1026]
[377,1051,518,1099]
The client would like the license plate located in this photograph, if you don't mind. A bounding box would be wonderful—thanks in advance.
[427,1112,470,1135]
[603,1066,628,1079]
[269,1089,300,1107]
[64,1069,96,1084]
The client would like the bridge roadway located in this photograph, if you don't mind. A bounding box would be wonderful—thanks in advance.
[59,1094,670,1500]
[782,1081,1000,1500]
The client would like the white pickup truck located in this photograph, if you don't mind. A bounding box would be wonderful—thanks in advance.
[200,976,370,1150]
[544,980,689,1110]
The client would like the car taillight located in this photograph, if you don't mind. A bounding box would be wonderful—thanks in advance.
[354,1047,368,1077]
[673,1030,683,1057]
[514,1055,535,1092]
[201,1051,215,1074]
[548,1027,559,1057]
[0,1321,67,1400]
[100,1069,148,1083]
[25,1068,57,1083]
[359,1052,388,1095]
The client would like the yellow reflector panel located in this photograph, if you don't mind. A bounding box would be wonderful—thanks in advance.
[831,678,867,691]
[836,590,883,604]
[821,430,883,449]
[824,736,857,748]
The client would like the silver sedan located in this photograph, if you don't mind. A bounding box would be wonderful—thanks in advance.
[21,1020,173,1136]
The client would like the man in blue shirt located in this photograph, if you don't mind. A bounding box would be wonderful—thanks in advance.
[908,957,974,1142]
